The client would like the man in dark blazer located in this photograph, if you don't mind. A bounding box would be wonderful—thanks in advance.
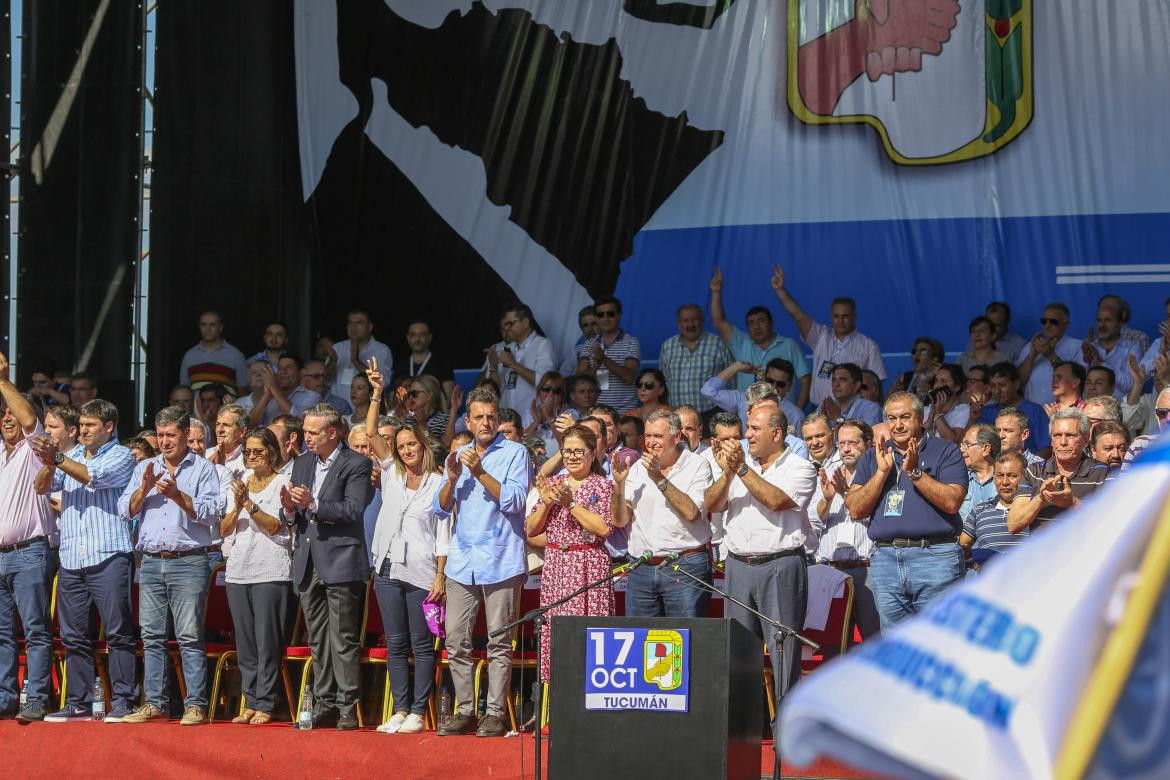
[280,403,372,729]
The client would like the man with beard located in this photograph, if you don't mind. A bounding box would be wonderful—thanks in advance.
[1008,409,1108,534]
[1089,421,1129,471]
[845,392,967,629]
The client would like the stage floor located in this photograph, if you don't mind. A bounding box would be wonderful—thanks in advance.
[1,720,872,779]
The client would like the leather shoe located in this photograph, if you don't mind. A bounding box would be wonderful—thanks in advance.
[476,714,507,737]
[311,710,338,730]
[336,708,358,731]
[437,712,477,735]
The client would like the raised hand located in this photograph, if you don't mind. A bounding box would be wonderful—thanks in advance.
[552,480,573,508]
[449,384,463,415]
[611,454,631,484]
[29,435,59,465]
[640,452,663,483]
[821,397,842,421]
[720,439,744,474]
[0,350,9,381]
[553,413,576,442]
[875,441,895,473]
[1156,354,1170,386]
[365,357,384,394]
[831,467,850,497]
[142,462,160,493]
[770,264,785,294]
[731,360,757,376]
[288,484,312,509]
[710,266,723,294]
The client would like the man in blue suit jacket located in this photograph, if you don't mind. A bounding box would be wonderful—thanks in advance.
[280,403,372,729]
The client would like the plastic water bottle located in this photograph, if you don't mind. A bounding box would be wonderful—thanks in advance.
[19,679,28,708]
[297,686,314,730]
[438,688,452,727]
[92,678,105,720]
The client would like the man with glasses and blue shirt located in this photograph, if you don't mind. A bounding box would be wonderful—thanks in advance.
[118,406,222,726]
[31,398,138,723]
[845,392,967,630]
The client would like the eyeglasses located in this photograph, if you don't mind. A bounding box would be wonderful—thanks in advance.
[637,382,660,390]
[958,441,983,450]
[858,384,868,391]
[303,372,325,379]
[407,390,426,398]
[500,319,519,329]
[769,379,789,389]
[539,386,564,395]
[595,310,618,319]
[1156,408,1170,420]
[243,448,268,457]
[561,448,589,460]
[1040,317,1062,326]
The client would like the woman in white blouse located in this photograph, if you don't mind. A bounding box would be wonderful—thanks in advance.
[366,359,449,735]
[220,428,293,725]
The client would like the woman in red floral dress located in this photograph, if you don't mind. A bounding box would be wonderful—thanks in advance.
[525,425,614,682]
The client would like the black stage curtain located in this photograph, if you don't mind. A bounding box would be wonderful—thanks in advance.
[17,0,141,426]
[149,0,305,419]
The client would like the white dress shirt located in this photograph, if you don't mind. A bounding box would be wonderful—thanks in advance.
[371,466,450,591]
[810,458,874,563]
[332,337,394,401]
[722,447,816,556]
[498,331,556,416]
[626,447,713,557]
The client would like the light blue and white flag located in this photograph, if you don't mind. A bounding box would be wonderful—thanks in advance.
[782,435,1170,779]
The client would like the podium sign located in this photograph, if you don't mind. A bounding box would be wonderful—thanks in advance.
[584,627,690,712]
[551,616,761,780]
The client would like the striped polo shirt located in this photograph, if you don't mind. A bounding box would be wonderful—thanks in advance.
[53,440,138,571]
[576,329,641,412]
[962,498,1028,552]
[1013,456,1109,530]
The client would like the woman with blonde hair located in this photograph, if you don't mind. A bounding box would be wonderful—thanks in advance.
[401,373,454,447]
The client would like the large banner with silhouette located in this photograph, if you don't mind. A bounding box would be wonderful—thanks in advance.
[295,0,1170,369]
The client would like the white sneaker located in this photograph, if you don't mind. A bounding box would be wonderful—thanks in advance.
[377,712,408,734]
[398,713,425,734]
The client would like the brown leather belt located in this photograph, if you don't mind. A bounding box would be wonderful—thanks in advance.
[825,559,870,569]
[645,545,707,567]
[0,535,48,553]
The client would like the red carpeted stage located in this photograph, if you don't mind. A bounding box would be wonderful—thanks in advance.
[1,721,871,779]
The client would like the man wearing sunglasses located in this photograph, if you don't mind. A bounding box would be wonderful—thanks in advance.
[575,296,641,413]
[1016,303,1084,405]
[1122,388,1170,471]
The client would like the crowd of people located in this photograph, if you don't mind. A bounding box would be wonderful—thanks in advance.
[1,268,1166,741]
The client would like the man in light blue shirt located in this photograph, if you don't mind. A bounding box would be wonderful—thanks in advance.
[33,399,138,722]
[710,267,811,405]
[434,387,530,738]
[702,372,809,459]
[959,424,1001,525]
[118,406,221,726]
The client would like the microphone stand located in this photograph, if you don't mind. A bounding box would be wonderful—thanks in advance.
[492,553,652,780]
[667,561,818,780]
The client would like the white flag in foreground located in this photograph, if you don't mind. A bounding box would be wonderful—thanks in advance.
[781,436,1170,780]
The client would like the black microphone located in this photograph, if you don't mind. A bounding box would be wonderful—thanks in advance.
[657,552,680,568]
[623,550,654,572]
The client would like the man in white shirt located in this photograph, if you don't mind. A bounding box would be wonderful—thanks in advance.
[704,404,816,726]
[770,264,886,406]
[1015,303,1083,405]
[483,304,555,422]
[331,309,394,402]
[614,409,713,617]
[809,420,880,642]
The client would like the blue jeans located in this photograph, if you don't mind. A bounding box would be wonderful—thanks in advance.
[374,576,435,716]
[139,553,210,709]
[869,543,964,631]
[0,540,57,709]
[625,552,711,618]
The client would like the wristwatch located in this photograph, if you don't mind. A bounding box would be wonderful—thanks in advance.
[246,500,259,514]
[567,499,577,510]
[53,452,65,465]
[656,478,670,493]
[736,463,749,478]
[909,468,923,482]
